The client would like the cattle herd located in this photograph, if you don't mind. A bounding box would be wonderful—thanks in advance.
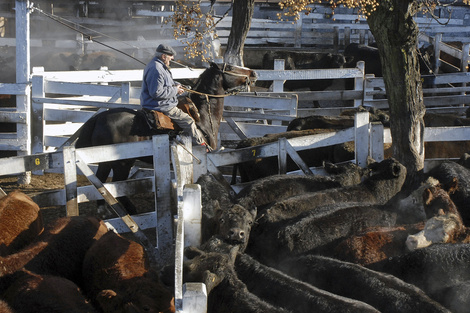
[190,154,470,313]
[3,141,470,312]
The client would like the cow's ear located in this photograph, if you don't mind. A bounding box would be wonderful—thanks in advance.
[345,55,355,64]
[96,289,121,311]
[249,206,257,220]
[423,188,433,205]
[185,246,204,259]
[448,177,459,195]
[202,270,222,293]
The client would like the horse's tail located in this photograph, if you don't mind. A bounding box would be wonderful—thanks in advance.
[75,113,99,148]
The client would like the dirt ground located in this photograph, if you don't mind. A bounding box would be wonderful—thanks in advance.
[0,172,156,228]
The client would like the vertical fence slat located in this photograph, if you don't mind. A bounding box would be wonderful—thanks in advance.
[152,135,173,267]
[278,137,287,175]
[355,111,369,167]
[370,122,385,162]
[15,0,31,184]
[31,75,45,156]
[63,145,78,216]
[272,59,285,93]
[433,33,443,74]
[354,61,365,108]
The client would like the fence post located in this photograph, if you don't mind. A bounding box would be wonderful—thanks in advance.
[359,29,365,44]
[152,135,173,267]
[278,137,287,175]
[182,283,207,313]
[272,59,285,92]
[369,122,384,162]
[183,184,202,248]
[31,75,45,156]
[433,33,442,74]
[333,26,339,52]
[15,0,31,185]
[461,43,470,72]
[63,145,79,216]
[294,17,302,48]
[363,74,375,106]
[355,111,369,167]
[344,27,351,48]
[354,61,365,108]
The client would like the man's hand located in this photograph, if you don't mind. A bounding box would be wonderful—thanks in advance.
[176,85,185,95]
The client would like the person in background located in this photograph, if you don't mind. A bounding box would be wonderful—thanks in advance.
[140,44,208,149]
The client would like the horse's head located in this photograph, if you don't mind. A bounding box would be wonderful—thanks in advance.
[190,63,257,150]
[211,62,258,94]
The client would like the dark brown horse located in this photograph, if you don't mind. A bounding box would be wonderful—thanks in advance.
[75,62,257,214]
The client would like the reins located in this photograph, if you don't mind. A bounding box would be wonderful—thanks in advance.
[180,63,254,149]
[180,63,253,99]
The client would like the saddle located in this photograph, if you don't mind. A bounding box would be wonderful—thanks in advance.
[144,96,200,131]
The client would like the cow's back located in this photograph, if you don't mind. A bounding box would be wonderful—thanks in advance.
[0,191,43,256]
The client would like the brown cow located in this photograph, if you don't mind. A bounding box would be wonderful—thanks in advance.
[406,212,466,251]
[2,269,98,313]
[82,231,175,313]
[0,216,108,285]
[0,300,14,313]
[0,190,44,256]
[328,223,425,266]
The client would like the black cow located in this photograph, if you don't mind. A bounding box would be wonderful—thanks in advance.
[196,174,257,251]
[431,280,470,313]
[231,129,355,183]
[234,253,380,313]
[278,255,450,313]
[247,158,405,264]
[344,43,383,76]
[252,158,405,225]
[236,162,366,213]
[344,43,435,77]
[262,51,349,92]
[427,161,470,226]
[248,203,397,265]
[183,244,379,313]
[183,245,291,313]
[369,243,470,297]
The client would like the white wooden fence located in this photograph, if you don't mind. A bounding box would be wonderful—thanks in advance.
[20,59,470,154]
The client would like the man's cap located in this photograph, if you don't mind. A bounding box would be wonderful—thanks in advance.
[156,44,176,56]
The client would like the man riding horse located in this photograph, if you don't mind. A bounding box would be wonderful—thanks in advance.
[140,44,210,150]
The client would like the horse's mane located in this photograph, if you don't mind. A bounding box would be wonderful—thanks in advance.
[191,64,220,97]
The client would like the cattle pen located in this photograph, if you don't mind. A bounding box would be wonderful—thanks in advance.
[3,1,470,312]
[0,55,470,313]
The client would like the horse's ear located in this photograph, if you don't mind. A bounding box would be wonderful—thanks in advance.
[210,62,220,70]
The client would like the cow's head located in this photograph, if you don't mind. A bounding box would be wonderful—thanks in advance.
[184,244,239,293]
[396,177,440,223]
[406,211,465,251]
[215,204,256,252]
[95,271,175,313]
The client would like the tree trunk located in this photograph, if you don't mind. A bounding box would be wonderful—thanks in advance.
[223,0,255,66]
[367,0,425,188]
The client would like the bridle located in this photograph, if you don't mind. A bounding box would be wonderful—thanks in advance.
[179,63,256,148]
[180,63,255,98]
